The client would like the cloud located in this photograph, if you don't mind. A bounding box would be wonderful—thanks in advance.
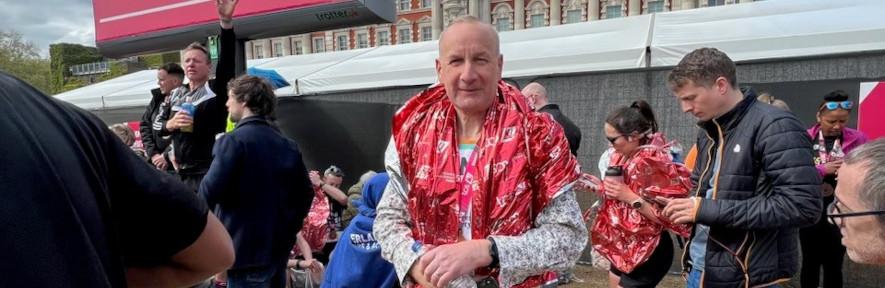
[0,0,95,57]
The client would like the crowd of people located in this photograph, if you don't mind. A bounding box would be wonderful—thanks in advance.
[3,0,885,287]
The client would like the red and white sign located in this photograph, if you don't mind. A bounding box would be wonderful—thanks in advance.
[94,0,344,42]
[127,121,144,149]
[859,82,885,140]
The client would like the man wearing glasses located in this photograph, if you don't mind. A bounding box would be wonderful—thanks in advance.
[830,138,885,265]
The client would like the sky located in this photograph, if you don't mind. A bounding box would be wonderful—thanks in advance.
[1,0,96,57]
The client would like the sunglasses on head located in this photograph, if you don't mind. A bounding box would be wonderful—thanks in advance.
[325,165,344,177]
[821,101,853,111]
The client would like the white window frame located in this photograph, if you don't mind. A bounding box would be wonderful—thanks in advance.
[336,34,349,51]
[492,3,514,32]
[254,43,265,59]
[357,32,369,48]
[272,41,283,57]
[526,0,548,28]
[399,0,411,11]
[377,29,390,46]
[312,37,325,53]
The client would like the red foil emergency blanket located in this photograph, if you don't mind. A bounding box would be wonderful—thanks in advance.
[392,81,580,287]
[591,133,691,273]
[296,187,332,255]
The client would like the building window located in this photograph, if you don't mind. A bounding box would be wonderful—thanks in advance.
[336,35,348,51]
[313,38,325,53]
[273,42,283,57]
[421,26,432,41]
[530,14,544,28]
[708,0,726,6]
[495,18,511,31]
[377,31,390,46]
[398,28,411,44]
[421,0,431,8]
[399,0,410,11]
[648,0,665,13]
[493,4,514,32]
[357,33,369,48]
[566,9,581,23]
[254,44,264,59]
[293,40,304,55]
[605,5,622,18]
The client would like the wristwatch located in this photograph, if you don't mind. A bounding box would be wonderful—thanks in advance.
[487,237,500,268]
[629,198,643,209]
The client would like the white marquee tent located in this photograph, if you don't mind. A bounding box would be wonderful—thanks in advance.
[55,0,885,110]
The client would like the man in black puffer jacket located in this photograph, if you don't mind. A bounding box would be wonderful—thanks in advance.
[660,48,821,288]
[140,63,183,172]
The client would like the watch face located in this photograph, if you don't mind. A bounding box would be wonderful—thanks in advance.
[632,200,642,209]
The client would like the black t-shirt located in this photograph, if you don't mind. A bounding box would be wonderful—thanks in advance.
[328,196,346,232]
[0,72,208,287]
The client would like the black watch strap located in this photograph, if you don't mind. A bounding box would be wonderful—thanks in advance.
[487,237,500,268]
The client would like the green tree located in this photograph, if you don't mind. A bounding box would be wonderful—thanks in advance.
[0,30,51,93]
[49,43,103,93]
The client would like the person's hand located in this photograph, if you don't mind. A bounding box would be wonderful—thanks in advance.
[409,258,436,288]
[165,111,193,131]
[151,153,168,170]
[603,179,639,203]
[824,160,843,176]
[294,259,321,272]
[421,240,492,288]
[659,197,698,224]
[168,151,180,171]
[217,0,238,24]
[309,171,323,188]
[575,173,603,194]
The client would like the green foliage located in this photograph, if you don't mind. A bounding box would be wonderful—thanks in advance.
[0,30,52,93]
[49,42,103,93]
[97,61,128,82]
[141,52,181,68]
[62,77,86,92]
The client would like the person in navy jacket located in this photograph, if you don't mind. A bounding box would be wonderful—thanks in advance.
[200,75,314,287]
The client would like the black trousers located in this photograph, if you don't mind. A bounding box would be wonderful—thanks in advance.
[610,232,674,288]
[800,214,845,288]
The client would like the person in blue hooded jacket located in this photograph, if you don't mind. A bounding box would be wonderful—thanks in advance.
[322,173,397,288]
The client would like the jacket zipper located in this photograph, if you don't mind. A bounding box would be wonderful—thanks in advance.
[690,120,727,288]
[682,127,717,273]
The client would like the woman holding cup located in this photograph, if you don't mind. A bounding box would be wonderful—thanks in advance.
[591,100,692,288]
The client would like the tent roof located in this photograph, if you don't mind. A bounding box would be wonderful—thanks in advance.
[56,0,885,109]
[650,0,885,66]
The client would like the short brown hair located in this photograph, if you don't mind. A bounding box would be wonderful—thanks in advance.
[667,47,737,90]
[109,123,135,146]
[227,75,277,117]
[184,42,211,64]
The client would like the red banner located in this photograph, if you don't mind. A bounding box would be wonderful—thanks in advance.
[93,0,345,42]
[859,82,885,140]
[126,121,144,149]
